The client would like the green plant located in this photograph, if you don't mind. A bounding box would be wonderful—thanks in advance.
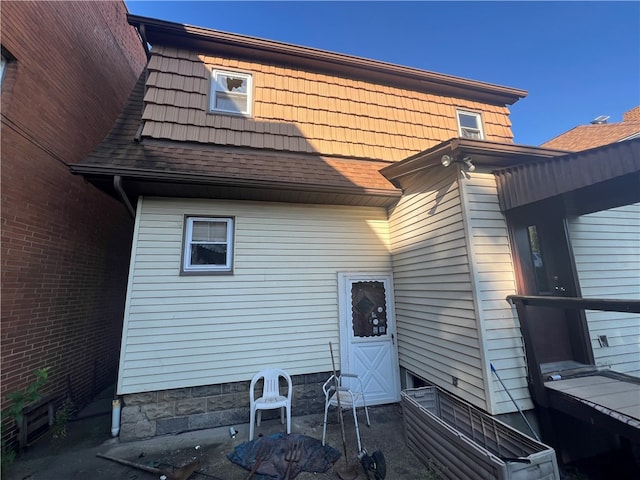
[4,367,50,426]
[51,400,74,439]
[1,440,16,476]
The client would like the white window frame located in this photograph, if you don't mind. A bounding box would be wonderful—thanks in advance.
[182,216,234,274]
[209,69,253,116]
[457,110,485,140]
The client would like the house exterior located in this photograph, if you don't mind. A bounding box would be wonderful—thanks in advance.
[0,1,146,447]
[542,105,640,151]
[539,108,640,382]
[71,14,639,448]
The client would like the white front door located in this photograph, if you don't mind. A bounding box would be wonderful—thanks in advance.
[338,272,400,405]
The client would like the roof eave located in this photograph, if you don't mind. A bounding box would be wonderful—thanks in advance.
[381,138,571,180]
[69,163,402,202]
[128,14,527,106]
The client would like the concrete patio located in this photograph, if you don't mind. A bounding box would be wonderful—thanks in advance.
[5,389,434,480]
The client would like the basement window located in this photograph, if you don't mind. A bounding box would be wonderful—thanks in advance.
[457,110,484,139]
[182,216,234,274]
[210,69,252,116]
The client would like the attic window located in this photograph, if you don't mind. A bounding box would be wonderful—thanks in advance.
[457,110,484,139]
[210,69,252,116]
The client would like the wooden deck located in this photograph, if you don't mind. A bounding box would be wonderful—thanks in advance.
[544,371,640,442]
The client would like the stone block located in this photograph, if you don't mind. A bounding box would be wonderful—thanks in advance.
[119,423,137,441]
[142,401,174,420]
[175,398,207,416]
[135,419,156,439]
[124,392,158,405]
[235,393,250,408]
[294,384,318,400]
[120,416,156,440]
[221,407,249,425]
[121,405,144,425]
[156,416,188,435]
[189,411,222,430]
[222,380,250,394]
[207,393,236,411]
[256,408,282,422]
[303,371,332,384]
[192,384,222,397]
[158,388,191,401]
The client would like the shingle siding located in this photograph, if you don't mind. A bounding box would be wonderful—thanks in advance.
[140,46,515,161]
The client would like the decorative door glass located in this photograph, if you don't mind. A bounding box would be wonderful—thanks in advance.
[351,281,388,338]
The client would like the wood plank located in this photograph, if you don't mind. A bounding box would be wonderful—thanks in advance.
[598,391,640,411]
[546,374,640,421]
[618,405,640,419]
[547,376,626,395]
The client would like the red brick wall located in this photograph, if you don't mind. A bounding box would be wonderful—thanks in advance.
[1,1,146,446]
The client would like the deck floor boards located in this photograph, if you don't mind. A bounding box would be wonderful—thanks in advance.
[545,374,640,421]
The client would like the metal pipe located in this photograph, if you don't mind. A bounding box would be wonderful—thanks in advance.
[111,399,121,437]
[113,175,135,219]
[490,363,540,441]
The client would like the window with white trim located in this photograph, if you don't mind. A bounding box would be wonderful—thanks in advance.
[457,110,484,139]
[210,69,252,116]
[182,216,234,274]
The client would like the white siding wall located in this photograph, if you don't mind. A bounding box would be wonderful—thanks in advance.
[568,203,640,377]
[460,172,533,414]
[118,197,392,394]
[388,167,488,409]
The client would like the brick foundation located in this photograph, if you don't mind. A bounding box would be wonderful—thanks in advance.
[119,372,330,441]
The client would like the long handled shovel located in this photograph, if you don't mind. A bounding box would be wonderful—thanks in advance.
[329,342,360,480]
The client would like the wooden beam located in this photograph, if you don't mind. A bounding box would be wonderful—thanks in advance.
[507,295,640,314]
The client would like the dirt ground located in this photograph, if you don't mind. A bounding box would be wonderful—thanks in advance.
[6,390,639,480]
[5,402,435,480]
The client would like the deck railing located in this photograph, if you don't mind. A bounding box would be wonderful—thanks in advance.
[507,295,640,314]
[507,295,640,406]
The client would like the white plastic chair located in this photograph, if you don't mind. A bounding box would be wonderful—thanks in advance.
[322,373,371,452]
[249,368,292,441]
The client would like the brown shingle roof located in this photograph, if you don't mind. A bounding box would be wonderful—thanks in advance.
[72,15,531,207]
[71,73,402,207]
[542,106,640,151]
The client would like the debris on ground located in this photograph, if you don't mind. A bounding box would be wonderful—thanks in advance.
[96,453,201,480]
[227,433,341,479]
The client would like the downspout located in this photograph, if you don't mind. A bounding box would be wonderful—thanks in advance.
[111,175,134,436]
[111,399,121,437]
[137,23,151,61]
[114,175,135,219]
[111,18,146,438]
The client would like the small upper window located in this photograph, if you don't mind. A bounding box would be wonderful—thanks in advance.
[182,216,234,274]
[210,69,252,116]
[457,110,484,139]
